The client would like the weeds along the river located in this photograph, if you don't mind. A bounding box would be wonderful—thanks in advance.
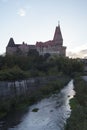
[65,77,87,130]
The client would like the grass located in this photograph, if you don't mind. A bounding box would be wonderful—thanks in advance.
[65,76,87,130]
[69,98,78,109]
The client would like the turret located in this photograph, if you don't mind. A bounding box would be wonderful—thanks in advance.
[6,38,16,55]
[53,23,63,45]
[7,37,15,47]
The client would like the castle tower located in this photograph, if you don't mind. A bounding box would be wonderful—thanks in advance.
[6,38,17,55]
[53,23,63,45]
[7,37,15,47]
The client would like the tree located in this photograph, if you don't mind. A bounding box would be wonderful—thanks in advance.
[28,49,39,57]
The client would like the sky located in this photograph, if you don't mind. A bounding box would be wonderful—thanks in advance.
[0,0,87,58]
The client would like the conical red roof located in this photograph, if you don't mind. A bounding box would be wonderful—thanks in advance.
[53,25,63,42]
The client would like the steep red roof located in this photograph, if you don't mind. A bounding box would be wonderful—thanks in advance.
[36,24,63,48]
[53,25,63,42]
[36,40,55,47]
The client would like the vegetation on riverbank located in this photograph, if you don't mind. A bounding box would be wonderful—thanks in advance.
[0,75,70,119]
[65,77,87,130]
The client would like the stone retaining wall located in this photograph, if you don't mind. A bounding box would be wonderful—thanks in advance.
[0,76,59,99]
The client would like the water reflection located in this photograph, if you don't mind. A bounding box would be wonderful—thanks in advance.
[0,80,75,130]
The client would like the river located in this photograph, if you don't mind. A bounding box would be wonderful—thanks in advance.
[0,80,75,130]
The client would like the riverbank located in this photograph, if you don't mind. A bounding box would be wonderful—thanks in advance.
[0,75,70,119]
[65,76,87,130]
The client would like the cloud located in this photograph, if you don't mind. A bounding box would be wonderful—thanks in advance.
[67,52,78,58]
[67,49,87,58]
[17,8,26,17]
[79,49,87,55]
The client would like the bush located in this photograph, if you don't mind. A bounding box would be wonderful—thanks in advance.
[32,108,39,112]
[0,66,28,81]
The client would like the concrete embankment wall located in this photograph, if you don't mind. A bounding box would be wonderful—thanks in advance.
[0,76,59,100]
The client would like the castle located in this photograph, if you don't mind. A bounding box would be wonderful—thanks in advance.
[6,24,66,56]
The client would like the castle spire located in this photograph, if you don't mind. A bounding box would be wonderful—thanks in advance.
[53,22,63,44]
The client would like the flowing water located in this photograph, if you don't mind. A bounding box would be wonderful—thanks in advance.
[0,80,75,130]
